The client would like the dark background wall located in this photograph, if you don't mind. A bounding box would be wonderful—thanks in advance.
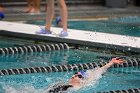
[0,0,105,5]
[0,0,138,7]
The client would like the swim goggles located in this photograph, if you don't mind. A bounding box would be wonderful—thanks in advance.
[74,71,86,79]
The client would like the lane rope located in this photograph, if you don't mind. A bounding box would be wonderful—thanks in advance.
[98,88,140,93]
[0,58,139,76]
[0,43,69,55]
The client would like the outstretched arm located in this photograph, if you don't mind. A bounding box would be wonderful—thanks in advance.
[86,58,124,82]
[101,58,124,69]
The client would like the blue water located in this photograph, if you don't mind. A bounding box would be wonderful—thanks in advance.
[0,49,113,69]
[0,36,34,48]
[27,16,140,37]
[0,67,139,93]
[0,50,139,92]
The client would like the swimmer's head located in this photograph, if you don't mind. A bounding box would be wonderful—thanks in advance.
[69,71,85,84]
[75,71,87,79]
[69,70,90,87]
[71,72,84,79]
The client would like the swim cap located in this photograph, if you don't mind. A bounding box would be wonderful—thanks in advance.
[79,71,88,79]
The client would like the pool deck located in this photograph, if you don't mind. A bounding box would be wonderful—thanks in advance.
[0,21,140,53]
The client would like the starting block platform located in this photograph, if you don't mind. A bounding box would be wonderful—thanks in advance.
[0,21,140,53]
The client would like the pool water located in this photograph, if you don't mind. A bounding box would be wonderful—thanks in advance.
[0,48,113,69]
[0,67,139,93]
[0,36,35,48]
[0,37,139,93]
[27,16,140,37]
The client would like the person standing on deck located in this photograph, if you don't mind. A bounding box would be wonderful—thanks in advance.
[0,6,5,20]
[36,0,68,37]
[24,0,41,14]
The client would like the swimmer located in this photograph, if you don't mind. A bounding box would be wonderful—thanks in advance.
[48,58,124,92]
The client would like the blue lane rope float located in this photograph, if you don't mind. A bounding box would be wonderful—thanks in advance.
[0,58,139,76]
[0,43,69,55]
[99,88,140,93]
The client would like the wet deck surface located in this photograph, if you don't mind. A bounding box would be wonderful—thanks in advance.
[0,21,140,53]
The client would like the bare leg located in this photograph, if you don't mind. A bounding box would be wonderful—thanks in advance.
[0,6,4,12]
[36,0,41,12]
[45,0,55,31]
[58,0,68,32]
[31,0,41,13]
[24,0,33,12]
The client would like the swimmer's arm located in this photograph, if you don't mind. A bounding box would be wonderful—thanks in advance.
[86,58,124,81]
[101,58,124,69]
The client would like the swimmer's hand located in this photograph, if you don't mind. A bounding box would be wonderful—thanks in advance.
[110,58,124,64]
[99,57,125,72]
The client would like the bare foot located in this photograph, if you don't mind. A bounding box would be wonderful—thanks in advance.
[23,7,32,13]
[29,8,40,14]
